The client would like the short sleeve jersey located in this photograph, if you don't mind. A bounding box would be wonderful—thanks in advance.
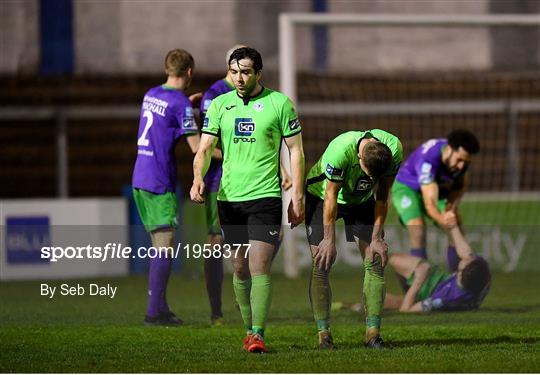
[396,138,465,194]
[421,273,490,312]
[200,79,234,191]
[202,87,301,202]
[132,85,198,194]
[306,130,403,205]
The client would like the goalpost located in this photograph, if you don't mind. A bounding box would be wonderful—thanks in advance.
[278,13,540,278]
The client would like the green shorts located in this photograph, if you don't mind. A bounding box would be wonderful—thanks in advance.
[205,191,222,235]
[391,180,446,225]
[406,264,451,301]
[132,188,178,233]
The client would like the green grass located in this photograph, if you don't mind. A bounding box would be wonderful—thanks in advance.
[1,271,539,372]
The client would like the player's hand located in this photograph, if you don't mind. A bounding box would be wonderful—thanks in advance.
[287,197,304,228]
[189,92,203,108]
[314,238,337,272]
[281,172,292,191]
[442,211,457,229]
[369,238,389,268]
[190,178,205,203]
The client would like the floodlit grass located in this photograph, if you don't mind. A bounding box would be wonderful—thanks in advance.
[1,270,539,372]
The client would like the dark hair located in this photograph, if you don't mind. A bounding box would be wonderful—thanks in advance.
[228,47,263,72]
[461,257,491,295]
[164,49,194,77]
[362,142,392,178]
[447,129,480,154]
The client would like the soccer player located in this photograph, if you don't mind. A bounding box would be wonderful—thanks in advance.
[198,45,245,326]
[385,225,491,312]
[132,49,199,326]
[391,130,480,272]
[305,129,403,349]
[191,47,305,353]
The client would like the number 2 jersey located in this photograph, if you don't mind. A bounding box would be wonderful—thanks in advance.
[132,85,198,194]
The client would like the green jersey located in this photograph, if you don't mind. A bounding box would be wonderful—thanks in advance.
[306,130,403,205]
[202,87,301,202]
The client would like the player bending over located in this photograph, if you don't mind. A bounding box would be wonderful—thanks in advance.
[391,130,480,273]
[305,129,403,349]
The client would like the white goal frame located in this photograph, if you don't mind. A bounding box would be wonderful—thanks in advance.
[278,13,540,278]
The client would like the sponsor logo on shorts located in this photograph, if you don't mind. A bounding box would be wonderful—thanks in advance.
[234,118,256,144]
[400,196,412,209]
[288,118,300,131]
[269,230,278,236]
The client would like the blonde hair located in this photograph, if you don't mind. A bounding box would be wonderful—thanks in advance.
[164,49,194,77]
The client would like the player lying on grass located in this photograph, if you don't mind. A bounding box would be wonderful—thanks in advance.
[335,225,491,313]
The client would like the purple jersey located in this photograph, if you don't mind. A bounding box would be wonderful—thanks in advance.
[421,273,490,312]
[396,139,464,196]
[132,85,198,194]
[200,79,234,192]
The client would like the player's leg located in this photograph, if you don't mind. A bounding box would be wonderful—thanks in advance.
[389,252,424,280]
[356,238,385,347]
[133,188,180,325]
[204,191,224,324]
[244,197,282,353]
[218,201,252,336]
[351,198,385,348]
[305,193,334,348]
[391,181,428,260]
[383,293,404,310]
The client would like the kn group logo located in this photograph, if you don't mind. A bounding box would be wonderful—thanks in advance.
[6,216,51,264]
[234,118,256,143]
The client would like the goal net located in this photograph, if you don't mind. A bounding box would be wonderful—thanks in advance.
[278,14,540,276]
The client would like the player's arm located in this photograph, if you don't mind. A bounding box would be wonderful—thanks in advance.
[449,225,475,261]
[280,160,292,191]
[399,261,431,312]
[284,133,305,227]
[190,133,218,203]
[314,180,341,272]
[370,175,395,266]
[185,133,222,159]
[421,183,456,229]
[185,134,200,154]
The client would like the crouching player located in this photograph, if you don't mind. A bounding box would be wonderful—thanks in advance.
[305,129,403,349]
[385,225,491,312]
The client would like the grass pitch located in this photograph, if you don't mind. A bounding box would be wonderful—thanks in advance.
[1,270,539,372]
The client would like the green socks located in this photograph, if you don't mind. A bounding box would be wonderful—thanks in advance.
[251,274,272,337]
[309,264,331,331]
[363,255,385,332]
[233,274,252,331]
